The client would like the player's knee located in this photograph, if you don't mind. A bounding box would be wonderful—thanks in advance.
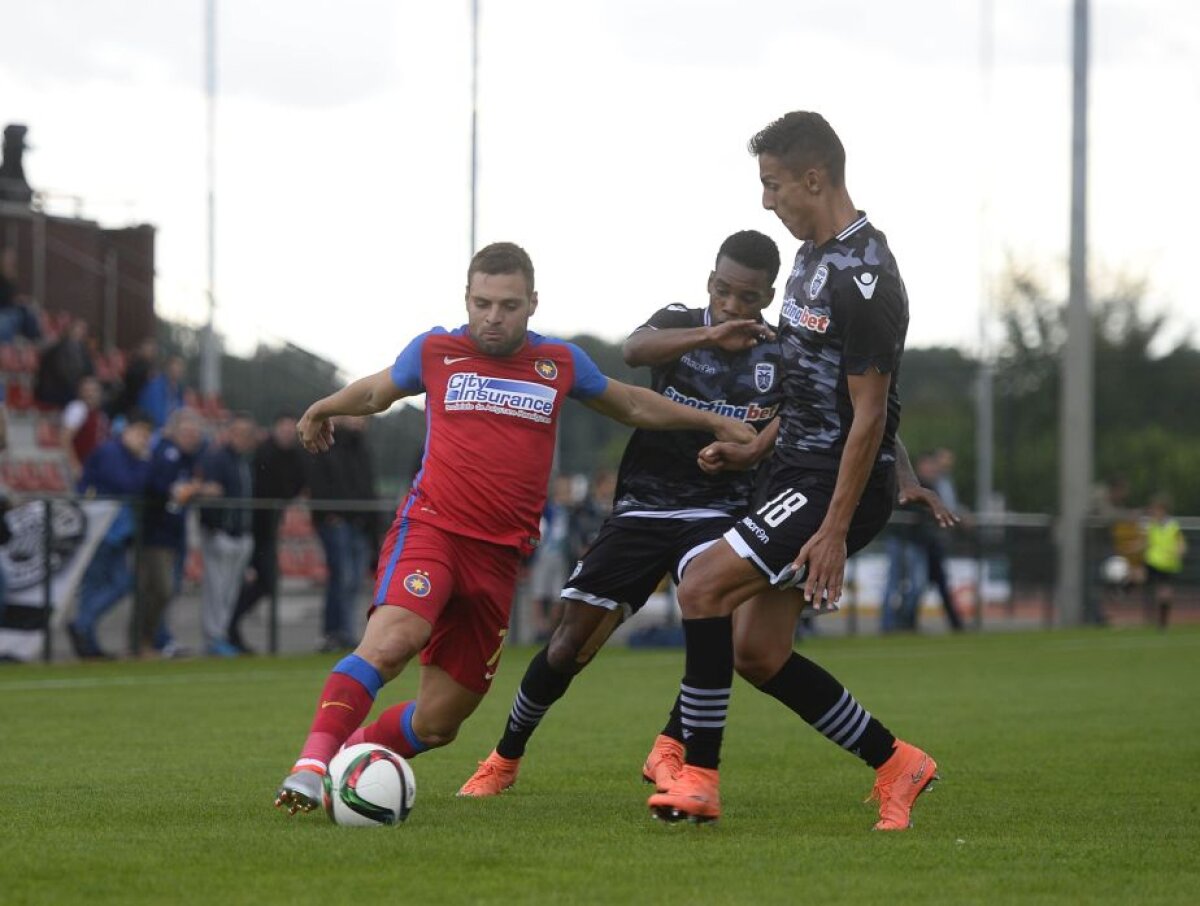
[734,645,785,687]
[545,632,586,675]
[676,576,725,619]
[357,622,428,679]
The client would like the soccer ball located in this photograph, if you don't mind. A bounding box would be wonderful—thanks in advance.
[323,743,416,826]
[1101,555,1131,585]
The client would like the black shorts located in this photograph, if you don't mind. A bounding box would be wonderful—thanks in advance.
[725,459,896,585]
[561,514,737,615]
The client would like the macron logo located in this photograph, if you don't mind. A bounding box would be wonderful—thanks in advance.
[853,273,878,300]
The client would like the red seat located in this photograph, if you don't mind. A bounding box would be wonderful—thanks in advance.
[36,418,62,448]
[6,382,34,410]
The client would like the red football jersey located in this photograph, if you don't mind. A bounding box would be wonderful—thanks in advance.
[385,326,608,554]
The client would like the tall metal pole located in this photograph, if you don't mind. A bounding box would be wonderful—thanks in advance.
[1055,0,1093,626]
[975,0,995,520]
[469,0,479,256]
[201,0,220,398]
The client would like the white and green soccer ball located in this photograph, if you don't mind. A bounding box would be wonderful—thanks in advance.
[323,743,416,826]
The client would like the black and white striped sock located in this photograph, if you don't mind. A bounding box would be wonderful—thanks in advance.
[678,615,734,769]
[758,652,896,768]
[496,647,574,759]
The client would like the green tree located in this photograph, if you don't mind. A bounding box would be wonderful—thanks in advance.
[993,268,1200,512]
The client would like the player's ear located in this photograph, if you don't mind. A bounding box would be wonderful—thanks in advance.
[528,291,538,317]
[805,167,823,194]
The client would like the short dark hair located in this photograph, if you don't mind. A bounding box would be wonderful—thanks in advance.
[749,111,846,188]
[124,407,154,429]
[467,242,535,293]
[716,230,781,282]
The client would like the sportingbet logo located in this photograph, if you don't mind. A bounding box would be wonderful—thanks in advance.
[781,298,830,334]
[445,372,558,422]
[662,386,778,422]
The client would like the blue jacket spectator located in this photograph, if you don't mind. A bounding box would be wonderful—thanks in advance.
[137,355,187,430]
[136,409,216,655]
[68,410,154,659]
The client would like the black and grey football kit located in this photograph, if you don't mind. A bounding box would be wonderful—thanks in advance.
[725,212,909,583]
[562,304,783,614]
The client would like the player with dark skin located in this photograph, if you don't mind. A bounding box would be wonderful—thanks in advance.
[458,230,953,799]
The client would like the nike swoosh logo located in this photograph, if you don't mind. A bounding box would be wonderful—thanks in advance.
[910,756,928,785]
[484,671,497,680]
[444,355,473,365]
[321,700,354,711]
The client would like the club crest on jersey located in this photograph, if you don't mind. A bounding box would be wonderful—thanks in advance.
[403,570,432,598]
[754,363,776,392]
[534,359,558,380]
[808,264,829,300]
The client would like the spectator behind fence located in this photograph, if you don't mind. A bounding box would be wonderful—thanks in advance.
[138,408,220,657]
[227,412,308,654]
[528,474,575,641]
[1143,494,1187,630]
[307,415,376,653]
[67,408,153,659]
[569,469,616,563]
[34,319,94,408]
[918,449,965,631]
[197,412,257,657]
[881,461,929,633]
[0,246,41,344]
[61,376,110,480]
[138,354,186,430]
[111,337,157,419]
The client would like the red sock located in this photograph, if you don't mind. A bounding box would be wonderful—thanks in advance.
[294,671,378,773]
[343,700,429,759]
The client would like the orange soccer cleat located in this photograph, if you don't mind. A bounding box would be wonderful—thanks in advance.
[641,734,685,793]
[867,740,939,831]
[457,750,521,798]
[647,764,721,824]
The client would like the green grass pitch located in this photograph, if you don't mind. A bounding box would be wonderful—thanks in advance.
[1,627,1198,904]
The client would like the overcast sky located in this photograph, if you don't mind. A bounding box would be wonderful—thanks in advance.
[2,0,1197,379]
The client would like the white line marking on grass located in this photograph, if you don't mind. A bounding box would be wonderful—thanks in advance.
[0,668,316,693]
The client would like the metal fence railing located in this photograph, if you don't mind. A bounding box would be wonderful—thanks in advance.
[1,497,1196,663]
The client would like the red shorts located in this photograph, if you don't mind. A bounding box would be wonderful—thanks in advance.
[373,516,519,694]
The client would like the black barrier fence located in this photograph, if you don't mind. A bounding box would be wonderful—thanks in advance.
[1,496,1197,664]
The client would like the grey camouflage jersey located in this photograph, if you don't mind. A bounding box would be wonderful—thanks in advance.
[774,212,908,472]
[612,304,783,516]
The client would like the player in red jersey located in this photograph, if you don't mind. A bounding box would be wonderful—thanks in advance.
[275,242,757,814]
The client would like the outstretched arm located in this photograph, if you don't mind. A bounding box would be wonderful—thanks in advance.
[583,379,756,444]
[623,320,776,367]
[298,368,410,453]
[698,417,779,474]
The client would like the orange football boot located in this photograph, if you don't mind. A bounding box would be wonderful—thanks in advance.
[868,740,939,830]
[647,764,721,824]
[641,735,684,792]
[457,750,521,798]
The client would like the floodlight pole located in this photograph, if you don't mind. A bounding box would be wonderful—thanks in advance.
[201,0,221,399]
[1054,0,1093,626]
[975,0,995,522]
[469,0,479,256]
